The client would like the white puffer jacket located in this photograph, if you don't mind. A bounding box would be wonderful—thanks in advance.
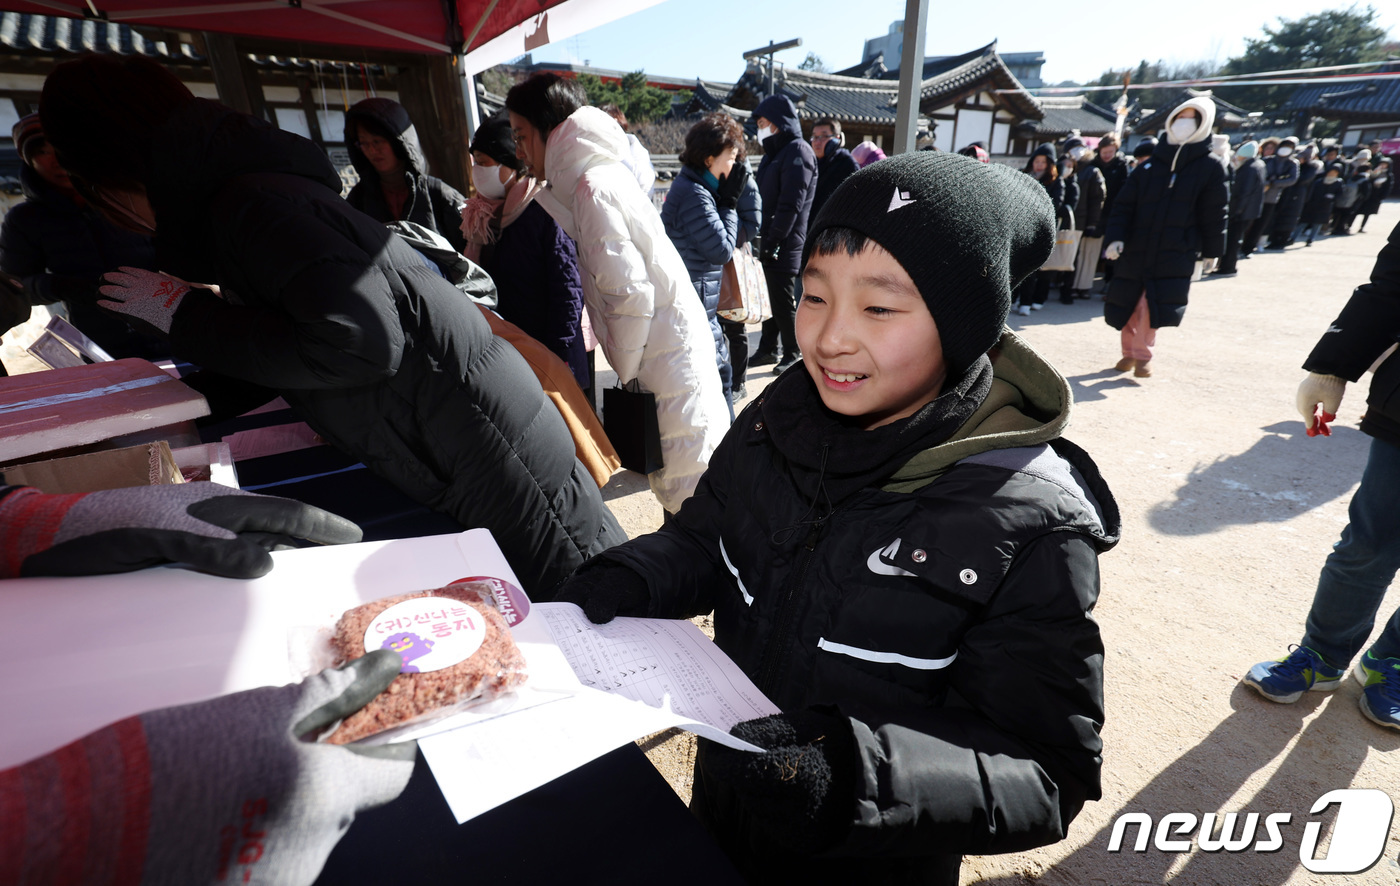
[537,107,729,513]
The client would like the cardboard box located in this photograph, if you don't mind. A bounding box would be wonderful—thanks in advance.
[1,441,183,494]
[0,358,209,463]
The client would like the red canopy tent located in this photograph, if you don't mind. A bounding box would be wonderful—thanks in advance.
[2,0,567,56]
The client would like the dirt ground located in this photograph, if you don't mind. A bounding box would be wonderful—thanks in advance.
[6,203,1398,884]
[605,202,1400,885]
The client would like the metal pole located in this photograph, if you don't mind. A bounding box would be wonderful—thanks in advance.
[768,53,775,98]
[892,0,929,155]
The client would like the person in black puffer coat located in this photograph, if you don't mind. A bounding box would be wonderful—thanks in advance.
[1213,140,1266,276]
[1299,163,1343,245]
[1274,142,1321,247]
[807,117,859,231]
[1356,157,1392,233]
[1012,143,1072,314]
[750,95,817,375]
[0,114,166,362]
[344,98,468,257]
[556,152,1119,885]
[1102,96,1228,378]
[661,111,753,408]
[40,55,626,596]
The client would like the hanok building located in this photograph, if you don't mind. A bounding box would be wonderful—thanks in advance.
[1019,94,1119,145]
[1279,59,1400,148]
[719,41,1044,156]
[0,12,470,199]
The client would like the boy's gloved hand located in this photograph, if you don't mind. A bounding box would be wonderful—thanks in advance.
[1297,372,1347,437]
[0,482,363,579]
[716,165,747,210]
[553,562,651,623]
[98,266,192,334]
[4,649,413,886]
[1104,241,1125,261]
[702,708,856,854]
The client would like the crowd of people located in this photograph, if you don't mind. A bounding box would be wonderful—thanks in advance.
[0,52,1395,886]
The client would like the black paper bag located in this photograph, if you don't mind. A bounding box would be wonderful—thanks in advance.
[603,383,664,474]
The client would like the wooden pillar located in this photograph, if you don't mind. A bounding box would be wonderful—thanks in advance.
[395,55,470,195]
[298,77,325,146]
[202,32,269,122]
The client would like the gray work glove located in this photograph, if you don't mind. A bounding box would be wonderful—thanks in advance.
[0,482,363,579]
[3,649,414,886]
[1296,372,1347,437]
[97,266,192,335]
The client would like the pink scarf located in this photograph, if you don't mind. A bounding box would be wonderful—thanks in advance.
[459,175,546,263]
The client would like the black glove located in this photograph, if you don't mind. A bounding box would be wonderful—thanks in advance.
[0,483,364,579]
[759,241,781,265]
[0,270,31,331]
[552,561,652,623]
[1083,226,1100,239]
[716,165,747,210]
[700,708,856,853]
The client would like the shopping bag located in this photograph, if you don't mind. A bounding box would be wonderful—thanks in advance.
[603,381,664,474]
[1041,226,1082,273]
[719,243,771,324]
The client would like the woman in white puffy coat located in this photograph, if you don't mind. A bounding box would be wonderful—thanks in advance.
[507,75,729,515]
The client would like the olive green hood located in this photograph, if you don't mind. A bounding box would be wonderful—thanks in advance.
[883,329,1071,492]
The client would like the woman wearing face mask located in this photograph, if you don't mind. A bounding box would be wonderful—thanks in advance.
[1101,98,1228,378]
[661,111,754,408]
[1257,136,1300,251]
[460,116,588,392]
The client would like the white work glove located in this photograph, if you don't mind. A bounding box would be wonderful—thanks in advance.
[1104,241,1125,261]
[1296,372,1347,437]
[98,266,191,335]
[1201,257,1218,275]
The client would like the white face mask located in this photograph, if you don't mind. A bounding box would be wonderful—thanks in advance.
[1069,146,1088,161]
[756,124,776,143]
[471,164,509,200]
[1170,118,1199,142]
[1277,146,1293,157]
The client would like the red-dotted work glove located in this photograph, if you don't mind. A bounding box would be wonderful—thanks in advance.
[98,266,192,335]
[1296,372,1347,437]
[699,708,856,854]
[0,649,414,886]
[0,483,363,579]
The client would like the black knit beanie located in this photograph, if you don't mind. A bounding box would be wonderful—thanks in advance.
[803,151,1056,376]
[470,116,523,171]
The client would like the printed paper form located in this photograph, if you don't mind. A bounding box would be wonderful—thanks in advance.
[538,603,778,734]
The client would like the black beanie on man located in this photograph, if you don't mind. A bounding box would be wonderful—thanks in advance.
[803,151,1056,376]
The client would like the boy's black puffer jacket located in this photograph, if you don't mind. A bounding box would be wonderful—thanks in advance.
[589,334,1120,883]
[149,99,625,594]
[1304,219,1400,448]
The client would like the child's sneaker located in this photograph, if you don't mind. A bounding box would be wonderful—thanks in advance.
[1354,650,1400,732]
[1243,646,1345,703]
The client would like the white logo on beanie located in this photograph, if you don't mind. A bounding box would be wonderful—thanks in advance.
[887,187,916,212]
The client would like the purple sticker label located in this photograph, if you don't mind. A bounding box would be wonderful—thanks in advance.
[453,575,530,626]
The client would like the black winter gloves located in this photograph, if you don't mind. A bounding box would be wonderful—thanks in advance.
[702,708,856,854]
[553,561,652,623]
[716,165,747,210]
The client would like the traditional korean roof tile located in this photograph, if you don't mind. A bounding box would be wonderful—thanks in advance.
[1025,95,1118,136]
[0,11,200,60]
[912,42,1041,120]
[1281,63,1400,123]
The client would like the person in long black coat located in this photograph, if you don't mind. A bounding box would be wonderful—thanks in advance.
[40,55,626,596]
[1273,143,1321,247]
[1102,96,1228,377]
[1357,158,1393,233]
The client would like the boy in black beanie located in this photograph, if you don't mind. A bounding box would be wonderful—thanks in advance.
[557,152,1120,884]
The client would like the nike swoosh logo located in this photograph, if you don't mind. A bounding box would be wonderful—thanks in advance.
[887,187,916,213]
[867,538,916,577]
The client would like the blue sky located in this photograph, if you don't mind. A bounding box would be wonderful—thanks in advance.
[541,1,1398,87]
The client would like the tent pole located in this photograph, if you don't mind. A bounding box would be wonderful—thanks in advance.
[892,0,928,155]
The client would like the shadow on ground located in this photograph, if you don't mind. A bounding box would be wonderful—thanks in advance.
[974,683,1400,886]
[1148,422,1370,535]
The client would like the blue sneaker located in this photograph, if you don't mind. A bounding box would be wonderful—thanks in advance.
[1243,646,1346,703]
[1354,650,1400,732]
